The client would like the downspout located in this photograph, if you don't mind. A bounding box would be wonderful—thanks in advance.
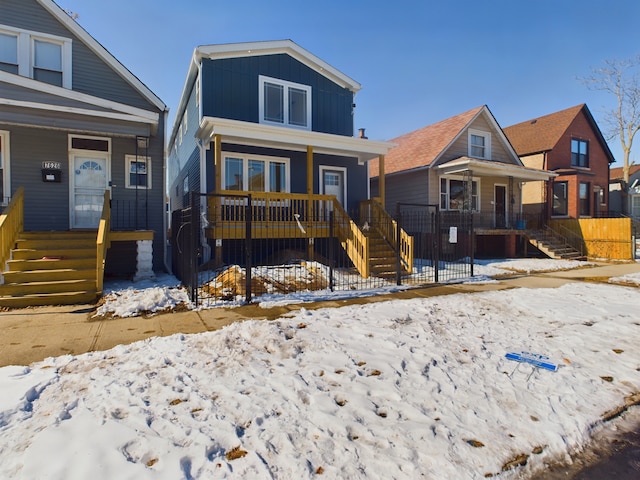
[199,137,211,264]
[162,108,171,274]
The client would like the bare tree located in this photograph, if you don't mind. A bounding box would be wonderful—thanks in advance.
[582,55,640,186]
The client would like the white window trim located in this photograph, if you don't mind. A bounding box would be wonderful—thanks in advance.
[468,129,491,160]
[221,152,291,193]
[68,134,111,153]
[439,175,481,212]
[0,130,10,206]
[0,24,72,88]
[125,155,152,189]
[258,75,311,130]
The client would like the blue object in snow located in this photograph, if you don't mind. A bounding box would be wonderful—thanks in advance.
[505,351,558,372]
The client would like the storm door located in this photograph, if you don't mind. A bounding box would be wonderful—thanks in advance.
[494,184,507,228]
[70,155,109,229]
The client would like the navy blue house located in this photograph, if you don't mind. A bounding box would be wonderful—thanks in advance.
[167,40,401,278]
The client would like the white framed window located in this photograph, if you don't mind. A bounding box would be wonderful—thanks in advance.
[125,155,151,189]
[440,176,479,211]
[0,31,18,74]
[0,24,72,88]
[259,75,311,130]
[0,131,10,205]
[222,153,289,193]
[468,129,491,159]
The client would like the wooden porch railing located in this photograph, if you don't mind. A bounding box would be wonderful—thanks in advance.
[0,187,24,273]
[332,200,370,278]
[96,190,111,296]
[208,191,372,277]
[361,198,414,274]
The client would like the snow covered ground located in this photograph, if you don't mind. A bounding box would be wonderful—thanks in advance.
[1,259,639,479]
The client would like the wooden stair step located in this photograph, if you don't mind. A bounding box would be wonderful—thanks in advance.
[7,257,95,272]
[2,268,95,283]
[11,248,96,260]
[0,291,97,308]
[0,278,96,295]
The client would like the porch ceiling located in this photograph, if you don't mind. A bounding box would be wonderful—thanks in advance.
[198,116,394,164]
[437,156,556,181]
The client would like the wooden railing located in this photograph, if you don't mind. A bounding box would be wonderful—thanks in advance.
[361,199,414,274]
[0,187,24,274]
[96,190,111,296]
[332,200,370,278]
[207,191,372,277]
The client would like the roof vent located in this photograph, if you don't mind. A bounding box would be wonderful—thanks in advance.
[531,119,537,124]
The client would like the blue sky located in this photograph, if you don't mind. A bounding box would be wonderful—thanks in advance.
[60,0,639,167]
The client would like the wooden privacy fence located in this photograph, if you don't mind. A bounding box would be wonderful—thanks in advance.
[549,218,633,260]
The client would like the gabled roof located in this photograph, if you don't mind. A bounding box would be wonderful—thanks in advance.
[610,164,640,181]
[170,40,359,146]
[0,71,159,128]
[369,105,522,178]
[503,104,615,164]
[33,0,166,112]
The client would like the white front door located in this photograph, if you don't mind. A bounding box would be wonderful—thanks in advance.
[70,155,109,229]
[320,166,346,206]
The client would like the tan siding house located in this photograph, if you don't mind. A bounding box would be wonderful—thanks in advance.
[370,105,555,257]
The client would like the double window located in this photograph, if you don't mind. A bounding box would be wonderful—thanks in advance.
[222,154,289,193]
[259,75,311,130]
[440,177,479,211]
[468,130,491,159]
[0,25,71,88]
[571,139,589,168]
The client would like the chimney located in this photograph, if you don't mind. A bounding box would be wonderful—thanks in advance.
[358,128,368,139]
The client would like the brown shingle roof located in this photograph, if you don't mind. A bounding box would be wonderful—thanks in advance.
[369,106,484,177]
[610,164,640,180]
[503,104,585,156]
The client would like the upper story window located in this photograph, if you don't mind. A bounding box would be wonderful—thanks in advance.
[468,129,491,159]
[0,24,72,88]
[571,139,589,168]
[259,75,311,130]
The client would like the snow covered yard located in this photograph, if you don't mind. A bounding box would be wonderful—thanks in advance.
[1,259,639,479]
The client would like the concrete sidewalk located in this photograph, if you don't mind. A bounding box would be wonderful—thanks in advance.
[1,261,639,368]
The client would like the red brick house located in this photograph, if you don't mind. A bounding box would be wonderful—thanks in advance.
[504,104,615,219]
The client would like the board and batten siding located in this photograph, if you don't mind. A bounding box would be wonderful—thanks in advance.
[200,55,354,136]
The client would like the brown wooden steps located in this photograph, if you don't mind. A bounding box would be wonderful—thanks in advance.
[0,231,99,308]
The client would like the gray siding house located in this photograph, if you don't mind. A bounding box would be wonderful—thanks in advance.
[0,0,167,306]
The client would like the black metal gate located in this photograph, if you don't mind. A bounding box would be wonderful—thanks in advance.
[171,194,476,307]
[396,203,473,284]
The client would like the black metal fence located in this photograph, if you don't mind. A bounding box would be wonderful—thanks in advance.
[171,193,474,307]
[111,199,149,231]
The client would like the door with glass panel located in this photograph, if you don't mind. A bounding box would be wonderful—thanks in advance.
[71,155,109,229]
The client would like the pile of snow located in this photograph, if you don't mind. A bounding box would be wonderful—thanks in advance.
[96,259,601,318]
[1,281,639,479]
